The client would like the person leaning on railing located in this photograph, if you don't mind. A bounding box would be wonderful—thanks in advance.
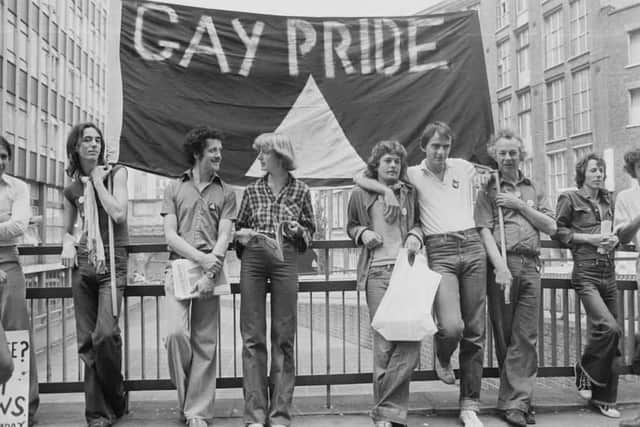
[0,135,40,425]
[60,123,129,427]
[613,148,640,427]
[552,153,621,419]
[234,132,315,427]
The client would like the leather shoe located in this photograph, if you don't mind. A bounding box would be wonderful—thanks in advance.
[620,413,640,427]
[503,409,527,427]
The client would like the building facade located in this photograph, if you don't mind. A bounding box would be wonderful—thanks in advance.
[422,0,640,202]
[1,0,109,244]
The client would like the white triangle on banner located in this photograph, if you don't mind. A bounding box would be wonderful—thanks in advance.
[245,75,366,179]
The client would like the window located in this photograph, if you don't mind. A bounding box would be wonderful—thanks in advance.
[631,88,640,126]
[8,0,17,15]
[40,83,48,113]
[522,158,533,179]
[0,56,3,89]
[497,39,511,89]
[30,77,38,106]
[18,69,27,101]
[51,23,59,51]
[498,98,512,130]
[51,90,57,119]
[518,91,532,154]
[544,9,564,68]
[516,28,530,87]
[572,68,591,133]
[41,13,49,43]
[17,0,28,24]
[515,0,528,15]
[547,151,567,201]
[573,145,593,164]
[30,4,40,34]
[7,62,17,95]
[569,0,588,57]
[630,29,640,66]
[546,78,565,140]
[496,0,510,29]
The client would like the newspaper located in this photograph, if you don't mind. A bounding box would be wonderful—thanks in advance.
[170,258,230,300]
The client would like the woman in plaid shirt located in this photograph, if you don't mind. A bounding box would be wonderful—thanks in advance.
[235,133,315,427]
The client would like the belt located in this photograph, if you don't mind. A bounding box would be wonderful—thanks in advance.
[425,227,478,241]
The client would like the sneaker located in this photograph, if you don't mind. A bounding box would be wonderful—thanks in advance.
[595,404,621,419]
[525,406,536,425]
[374,422,392,427]
[620,413,640,427]
[574,363,592,400]
[503,409,527,427]
[459,409,484,427]
[187,418,208,427]
[246,424,264,427]
[434,356,456,385]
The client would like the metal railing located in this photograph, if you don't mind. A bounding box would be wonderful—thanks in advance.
[17,241,640,403]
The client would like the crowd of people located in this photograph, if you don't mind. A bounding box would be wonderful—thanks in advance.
[0,120,639,427]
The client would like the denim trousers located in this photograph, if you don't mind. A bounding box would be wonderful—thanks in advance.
[426,229,487,412]
[487,254,540,413]
[366,265,421,425]
[163,268,219,422]
[0,246,39,420]
[571,259,621,405]
[72,246,127,423]
[240,237,298,426]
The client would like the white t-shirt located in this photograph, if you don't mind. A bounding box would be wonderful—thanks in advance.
[614,184,640,282]
[406,158,476,236]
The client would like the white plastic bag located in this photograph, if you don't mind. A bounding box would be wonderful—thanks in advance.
[371,249,440,341]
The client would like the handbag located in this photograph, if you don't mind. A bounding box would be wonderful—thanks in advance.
[371,249,440,341]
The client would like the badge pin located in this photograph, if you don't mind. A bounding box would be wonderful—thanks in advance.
[401,208,407,216]
[452,179,460,189]
[78,196,85,204]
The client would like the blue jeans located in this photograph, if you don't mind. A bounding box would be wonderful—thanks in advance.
[366,265,420,425]
[426,229,487,412]
[571,259,621,405]
[72,246,127,423]
[487,254,540,412]
[0,247,39,420]
[240,236,298,426]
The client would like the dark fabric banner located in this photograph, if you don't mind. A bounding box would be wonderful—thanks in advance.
[119,0,493,185]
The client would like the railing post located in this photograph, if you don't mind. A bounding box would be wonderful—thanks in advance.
[324,247,331,409]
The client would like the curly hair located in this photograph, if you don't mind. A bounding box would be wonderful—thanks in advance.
[420,121,454,151]
[365,140,407,180]
[575,152,606,188]
[0,135,11,159]
[66,123,105,178]
[183,126,225,165]
[487,129,526,161]
[623,148,640,178]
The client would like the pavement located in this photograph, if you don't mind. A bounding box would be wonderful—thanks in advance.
[35,377,640,426]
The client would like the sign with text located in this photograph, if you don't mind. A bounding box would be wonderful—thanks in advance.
[0,330,29,427]
[119,1,493,185]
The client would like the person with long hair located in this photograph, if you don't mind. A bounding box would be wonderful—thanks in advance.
[347,140,423,427]
[235,132,315,427]
[0,136,39,424]
[60,123,129,427]
[554,153,621,419]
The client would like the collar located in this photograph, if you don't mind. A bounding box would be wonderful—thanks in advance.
[0,173,8,186]
[577,186,611,204]
[258,172,295,187]
[361,180,412,207]
[498,170,531,186]
[419,159,448,177]
[180,168,222,185]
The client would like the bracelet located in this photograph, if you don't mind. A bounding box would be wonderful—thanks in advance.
[406,231,424,248]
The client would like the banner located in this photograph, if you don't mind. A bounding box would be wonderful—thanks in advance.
[119,1,493,185]
[0,331,29,426]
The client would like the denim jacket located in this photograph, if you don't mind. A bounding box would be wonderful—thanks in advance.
[346,181,422,290]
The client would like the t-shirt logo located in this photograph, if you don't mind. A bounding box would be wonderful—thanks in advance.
[452,179,460,189]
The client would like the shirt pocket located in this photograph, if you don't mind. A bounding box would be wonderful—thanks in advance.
[573,206,597,228]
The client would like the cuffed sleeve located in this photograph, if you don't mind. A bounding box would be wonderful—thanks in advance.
[553,192,574,246]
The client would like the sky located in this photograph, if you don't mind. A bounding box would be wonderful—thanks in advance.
[145,0,444,17]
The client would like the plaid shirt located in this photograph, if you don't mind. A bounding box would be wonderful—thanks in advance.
[236,174,315,251]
